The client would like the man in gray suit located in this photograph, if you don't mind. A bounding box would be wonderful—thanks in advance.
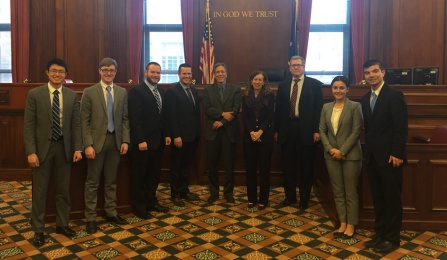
[24,58,82,247]
[81,57,130,234]
[203,62,241,203]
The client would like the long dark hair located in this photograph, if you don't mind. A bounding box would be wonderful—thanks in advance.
[244,70,271,96]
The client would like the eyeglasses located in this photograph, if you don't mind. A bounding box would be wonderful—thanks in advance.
[49,69,66,74]
[100,69,117,74]
[290,64,305,68]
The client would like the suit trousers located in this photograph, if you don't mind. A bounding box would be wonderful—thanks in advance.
[207,130,236,198]
[84,134,121,221]
[170,140,198,198]
[31,140,71,232]
[281,119,316,205]
[130,144,164,215]
[243,141,273,205]
[367,156,403,244]
[325,159,362,225]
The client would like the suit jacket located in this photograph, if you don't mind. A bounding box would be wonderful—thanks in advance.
[242,92,274,144]
[274,75,324,146]
[203,83,241,142]
[319,98,363,161]
[360,83,408,166]
[80,82,130,153]
[24,84,82,163]
[165,82,201,142]
[128,82,168,151]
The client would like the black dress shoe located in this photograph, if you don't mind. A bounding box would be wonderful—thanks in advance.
[172,197,185,207]
[55,226,76,237]
[147,204,169,213]
[86,221,97,234]
[342,232,355,239]
[298,203,309,210]
[364,235,383,248]
[225,196,235,203]
[247,203,256,208]
[134,211,152,220]
[278,200,292,207]
[32,232,45,247]
[372,240,399,254]
[207,195,218,203]
[182,193,200,202]
[257,204,266,210]
[106,215,128,225]
[333,231,344,239]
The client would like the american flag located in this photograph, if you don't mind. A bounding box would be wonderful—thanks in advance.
[199,0,215,84]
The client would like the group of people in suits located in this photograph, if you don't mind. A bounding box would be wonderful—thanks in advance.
[25,57,132,246]
[319,59,408,254]
[24,56,407,254]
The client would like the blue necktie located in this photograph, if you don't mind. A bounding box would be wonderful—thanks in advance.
[219,85,224,100]
[370,92,377,111]
[52,89,62,140]
[106,86,114,132]
[153,88,162,114]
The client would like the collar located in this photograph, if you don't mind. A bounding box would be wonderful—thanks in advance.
[100,81,113,90]
[144,79,157,91]
[48,82,62,94]
[371,81,384,95]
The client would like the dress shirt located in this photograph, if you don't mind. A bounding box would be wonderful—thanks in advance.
[289,75,304,117]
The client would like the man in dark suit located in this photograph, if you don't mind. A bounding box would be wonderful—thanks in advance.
[274,55,323,210]
[128,62,171,218]
[81,57,130,234]
[165,63,202,207]
[24,58,82,247]
[203,62,241,203]
[360,60,408,254]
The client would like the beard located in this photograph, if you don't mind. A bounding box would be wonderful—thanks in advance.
[146,76,159,85]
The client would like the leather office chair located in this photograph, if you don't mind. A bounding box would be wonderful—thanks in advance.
[413,124,447,144]
[259,68,286,83]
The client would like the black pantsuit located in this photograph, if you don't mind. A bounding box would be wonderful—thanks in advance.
[243,142,273,205]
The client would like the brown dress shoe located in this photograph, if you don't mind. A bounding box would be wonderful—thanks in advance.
[172,197,185,207]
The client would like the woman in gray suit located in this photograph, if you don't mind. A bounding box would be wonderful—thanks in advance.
[319,76,363,239]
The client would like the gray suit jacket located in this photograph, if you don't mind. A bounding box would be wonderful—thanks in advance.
[80,82,130,153]
[202,83,241,142]
[319,98,363,161]
[24,84,82,162]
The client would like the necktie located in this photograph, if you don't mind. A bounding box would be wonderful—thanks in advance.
[219,85,224,100]
[52,89,62,141]
[371,92,377,111]
[186,87,195,107]
[289,79,300,118]
[153,87,162,114]
[106,86,115,132]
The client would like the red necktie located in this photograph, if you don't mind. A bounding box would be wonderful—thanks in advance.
[289,79,300,118]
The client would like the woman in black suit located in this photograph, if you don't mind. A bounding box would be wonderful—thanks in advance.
[242,70,275,210]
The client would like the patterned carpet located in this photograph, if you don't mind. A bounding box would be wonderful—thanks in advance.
[0,181,446,259]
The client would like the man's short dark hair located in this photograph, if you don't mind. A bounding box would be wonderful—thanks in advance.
[46,58,68,72]
[363,59,384,70]
[99,57,118,69]
[213,62,228,73]
[145,62,161,70]
[178,63,192,73]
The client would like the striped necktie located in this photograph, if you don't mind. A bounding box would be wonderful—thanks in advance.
[153,87,162,114]
[289,78,300,118]
[52,89,62,140]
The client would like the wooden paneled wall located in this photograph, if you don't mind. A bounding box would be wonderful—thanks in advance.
[26,0,447,84]
[365,0,446,83]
